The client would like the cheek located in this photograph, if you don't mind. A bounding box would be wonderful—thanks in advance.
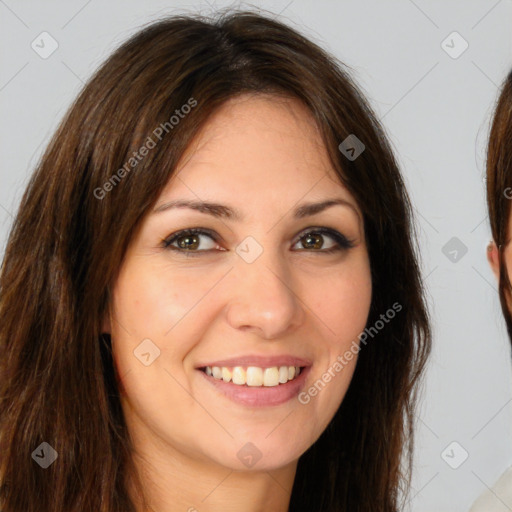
[300,261,371,432]
[109,259,222,401]
[111,260,215,340]
[314,258,372,346]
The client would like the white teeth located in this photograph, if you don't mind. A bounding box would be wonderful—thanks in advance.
[204,365,303,387]
[279,366,289,384]
[246,366,263,386]
[222,367,232,382]
[263,367,279,386]
[232,366,245,385]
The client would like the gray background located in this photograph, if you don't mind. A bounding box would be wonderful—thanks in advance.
[1,0,511,510]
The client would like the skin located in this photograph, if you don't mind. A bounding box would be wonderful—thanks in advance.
[488,241,500,279]
[489,240,506,277]
[104,94,372,512]
[488,237,512,308]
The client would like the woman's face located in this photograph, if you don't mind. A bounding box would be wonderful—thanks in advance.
[108,94,372,472]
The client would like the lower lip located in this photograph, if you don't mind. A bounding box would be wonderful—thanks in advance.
[197,366,311,407]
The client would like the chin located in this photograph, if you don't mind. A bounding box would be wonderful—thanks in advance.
[205,437,305,473]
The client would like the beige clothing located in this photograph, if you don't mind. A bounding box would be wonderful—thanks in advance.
[469,466,512,511]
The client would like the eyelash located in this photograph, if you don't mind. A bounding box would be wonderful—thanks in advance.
[161,227,355,257]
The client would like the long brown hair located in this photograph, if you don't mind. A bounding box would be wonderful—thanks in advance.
[0,9,431,512]
[486,70,512,342]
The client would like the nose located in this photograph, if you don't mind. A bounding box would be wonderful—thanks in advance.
[225,252,305,339]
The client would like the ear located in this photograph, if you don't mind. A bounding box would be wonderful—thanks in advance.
[487,240,500,281]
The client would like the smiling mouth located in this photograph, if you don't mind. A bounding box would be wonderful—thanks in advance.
[200,365,304,387]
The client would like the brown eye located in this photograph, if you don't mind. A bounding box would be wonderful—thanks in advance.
[300,232,326,250]
[163,228,220,254]
[175,233,201,250]
[293,228,355,253]
[162,227,354,257]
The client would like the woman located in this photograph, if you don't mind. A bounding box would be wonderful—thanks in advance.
[472,70,512,511]
[0,10,431,512]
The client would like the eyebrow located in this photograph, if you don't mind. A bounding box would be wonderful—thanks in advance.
[153,198,360,221]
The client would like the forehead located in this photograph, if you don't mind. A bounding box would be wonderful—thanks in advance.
[167,94,346,198]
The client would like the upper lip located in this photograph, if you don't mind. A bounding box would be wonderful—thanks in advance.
[196,355,312,369]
